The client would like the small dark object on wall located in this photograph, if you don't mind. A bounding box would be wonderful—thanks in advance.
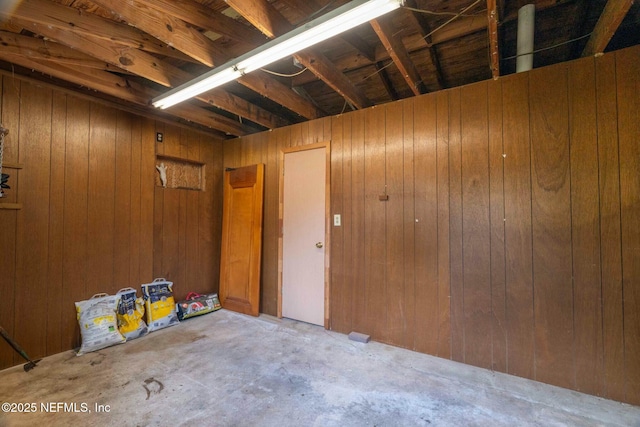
[156,132,163,142]
[1,173,9,189]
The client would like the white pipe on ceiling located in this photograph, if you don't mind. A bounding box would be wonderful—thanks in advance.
[516,4,535,73]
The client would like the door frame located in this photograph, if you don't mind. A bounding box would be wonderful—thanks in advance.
[277,141,331,328]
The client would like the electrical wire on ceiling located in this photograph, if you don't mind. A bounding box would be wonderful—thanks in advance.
[403,5,486,17]
[362,0,483,83]
[259,67,309,77]
[501,33,594,61]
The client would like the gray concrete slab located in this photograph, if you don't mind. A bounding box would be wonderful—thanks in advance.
[0,309,638,426]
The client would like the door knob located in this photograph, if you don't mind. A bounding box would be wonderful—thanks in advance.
[315,242,323,248]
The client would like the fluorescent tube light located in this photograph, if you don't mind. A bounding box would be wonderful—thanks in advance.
[152,0,404,109]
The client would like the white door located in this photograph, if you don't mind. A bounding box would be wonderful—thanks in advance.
[282,147,326,326]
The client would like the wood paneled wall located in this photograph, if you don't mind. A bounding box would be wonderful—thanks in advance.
[0,75,223,369]
[223,45,640,405]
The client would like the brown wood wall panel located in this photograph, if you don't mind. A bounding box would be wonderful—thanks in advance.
[129,119,143,287]
[61,97,91,351]
[350,110,367,335]
[87,104,117,296]
[487,79,506,372]
[401,100,415,350]
[501,72,534,380]
[448,88,464,363]
[384,102,405,345]
[364,106,387,341]
[47,95,67,357]
[341,114,354,333]
[0,75,223,368]
[330,115,347,332]
[114,111,133,290]
[0,76,20,366]
[435,91,451,358]
[413,94,438,355]
[530,64,575,390]
[14,82,52,362]
[595,53,625,403]
[460,82,492,369]
[568,57,603,395]
[153,126,223,300]
[616,46,640,405]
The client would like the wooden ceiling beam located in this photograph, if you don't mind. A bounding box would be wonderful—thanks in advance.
[371,15,425,96]
[403,0,444,89]
[582,0,634,56]
[0,50,253,136]
[238,71,324,119]
[12,17,189,88]
[89,0,225,67]
[292,13,488,86]
[0,30,118,72]
[89,0,320,120]
[6,1,286,129]
[276,0,377,62]
[487,0,500,79]
[226,0,373,109]
[3,0,195,63]
[131,0,267,51]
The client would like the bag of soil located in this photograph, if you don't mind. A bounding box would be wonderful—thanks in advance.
[142,278,179,332]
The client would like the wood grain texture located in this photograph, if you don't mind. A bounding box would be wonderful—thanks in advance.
[435,91,451,358]
[595,52,625,403]
[616,46,640,405]
[87,103,116,296]
[14,81,52,361]
[401,99,416,350]
[329,114,347,332]
[460,82,492,369]
[46,94,67,356]
[501,72,534,379]
[385,101,405,345]
[364,106,386,341]
[350,110,367,335]
[0,76,19,366]
[487,79,506,372]
[448,88,464,362]
[568,56,603,395]
[413,93,438,354]
[530,63,575,390]
[61,97,91,351]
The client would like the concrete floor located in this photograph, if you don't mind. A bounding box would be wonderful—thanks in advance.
[0,309,638,427]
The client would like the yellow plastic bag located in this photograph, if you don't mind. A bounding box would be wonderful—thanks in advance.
[116,287,148,340]
[142,278,179,332]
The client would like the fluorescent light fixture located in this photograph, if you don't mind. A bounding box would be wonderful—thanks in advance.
[152,0,404,109]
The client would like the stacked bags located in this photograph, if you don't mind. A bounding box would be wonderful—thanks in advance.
[75,278,178,355]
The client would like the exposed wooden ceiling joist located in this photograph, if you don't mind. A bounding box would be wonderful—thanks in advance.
[371,14,426,96]
[582,0,635,56]
[403,0,444,89]
[487,0,500,79]
[2,0,287,130]
[89,0,319,121]
[0,48,251,136]
[226,0,373,109]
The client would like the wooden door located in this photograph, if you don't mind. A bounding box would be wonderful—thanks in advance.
[281,147,327,326]
[219,164,264,316]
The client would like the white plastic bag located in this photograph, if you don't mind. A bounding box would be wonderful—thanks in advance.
[75,293,126,355]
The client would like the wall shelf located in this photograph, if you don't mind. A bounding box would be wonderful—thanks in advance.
[0,203,22,210]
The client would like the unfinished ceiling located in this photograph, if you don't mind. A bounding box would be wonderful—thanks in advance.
[0,0,638,138]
